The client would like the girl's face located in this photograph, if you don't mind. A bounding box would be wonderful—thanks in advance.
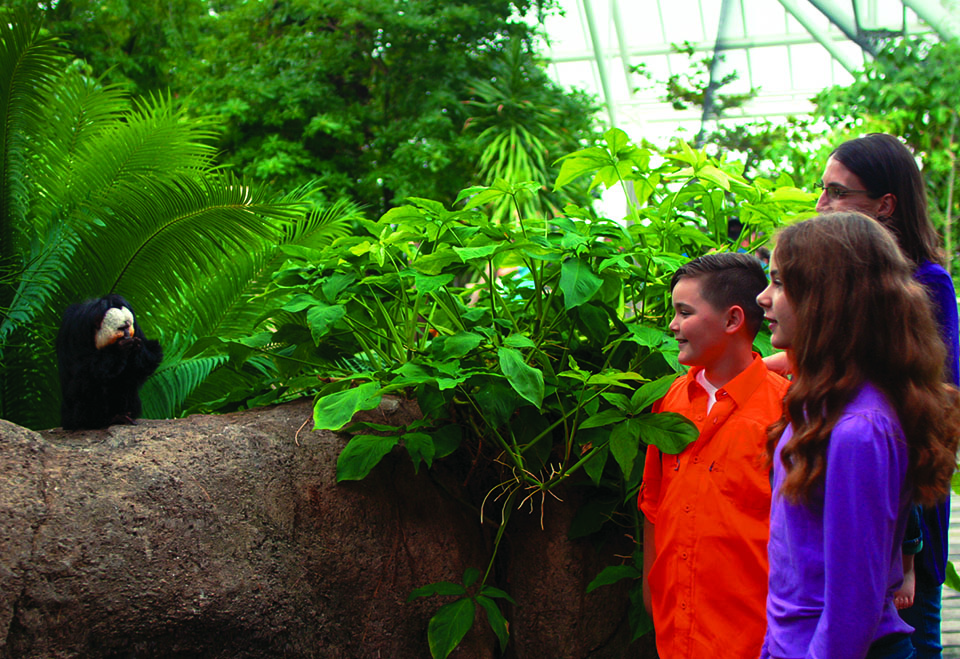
[756,251,796,350]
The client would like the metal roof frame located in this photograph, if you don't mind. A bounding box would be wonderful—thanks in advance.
[537,0,952,143]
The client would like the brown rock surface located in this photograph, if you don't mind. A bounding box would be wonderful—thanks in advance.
[0,398,650,658]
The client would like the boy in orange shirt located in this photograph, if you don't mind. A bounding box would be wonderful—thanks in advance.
[638,252,788,659]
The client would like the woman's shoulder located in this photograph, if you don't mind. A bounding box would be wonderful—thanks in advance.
[915,260,955,291]
[832,383,902,439]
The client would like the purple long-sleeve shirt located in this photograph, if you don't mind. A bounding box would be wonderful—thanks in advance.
[913,260,959,585]
[761,383,914,659]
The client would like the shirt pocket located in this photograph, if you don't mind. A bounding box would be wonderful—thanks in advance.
[712,430,772,515]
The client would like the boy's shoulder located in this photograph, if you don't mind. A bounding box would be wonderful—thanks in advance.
[658,369,697,404]
[732,366,788,427]
[740,361,790,408]
[762,368,791,396]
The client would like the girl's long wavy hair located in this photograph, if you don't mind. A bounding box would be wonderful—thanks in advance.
[767,212,959,506]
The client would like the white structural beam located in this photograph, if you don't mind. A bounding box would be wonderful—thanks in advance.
[900,0,960,41]
[777,0,863,73]
[807,0,878,54]
[580,0,617,127]
[547,31,864,64]
[610,0,635,96]
[698,0,740,145]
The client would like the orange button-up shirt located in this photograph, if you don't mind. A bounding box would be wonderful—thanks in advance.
[638,354,788,659]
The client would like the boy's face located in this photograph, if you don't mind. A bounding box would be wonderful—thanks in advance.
[756,252,796,350]
[669,276,733,368]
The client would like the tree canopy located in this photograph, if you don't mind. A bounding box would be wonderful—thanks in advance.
[4,0,598,211]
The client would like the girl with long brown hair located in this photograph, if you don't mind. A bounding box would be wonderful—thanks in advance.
[818,135,959,656]
[757,212,959,659]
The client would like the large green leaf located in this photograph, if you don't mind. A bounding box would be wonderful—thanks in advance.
[629,374,678,413]
[635,412,699,455]
[498,347,544,408]
[313,381,382,431]
[628,586,655,641]
[586,564,641,592]
[473,380,518,428]
[553,146,612,190]
[579,408,627,429]
[433,331,483,360]
[307,303,347,343]
[610,418,643,479]
[476,595,509,652]
[336,434,400,482]
[407,581,467,601]
[559,257,602,310]
[402,432,435,473]
[944,561,960,593]
[427,598,476,659]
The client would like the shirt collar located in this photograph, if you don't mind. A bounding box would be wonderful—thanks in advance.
[684,352,767,407]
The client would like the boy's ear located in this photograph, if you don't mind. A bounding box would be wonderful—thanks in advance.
[724,305,747,334]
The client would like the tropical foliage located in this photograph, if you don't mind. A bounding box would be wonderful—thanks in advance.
[3,0,599,213]
[0,5,849,656]
[0,13,362,429]
[277,129,813,654]
[463,38,599,222]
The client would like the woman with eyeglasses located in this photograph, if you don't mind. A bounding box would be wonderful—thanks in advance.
[768,133,959,659]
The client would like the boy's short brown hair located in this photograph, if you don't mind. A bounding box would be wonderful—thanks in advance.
[670,252,767,337]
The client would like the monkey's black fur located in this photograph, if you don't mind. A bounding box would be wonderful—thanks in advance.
[56,294,163,430]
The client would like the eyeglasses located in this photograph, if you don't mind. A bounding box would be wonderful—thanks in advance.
[815,181,870,200]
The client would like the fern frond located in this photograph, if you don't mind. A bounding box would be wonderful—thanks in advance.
[140,353,230,419]
[0,13,69,300]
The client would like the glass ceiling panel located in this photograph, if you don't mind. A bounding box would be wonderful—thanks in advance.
[534,0,943,146]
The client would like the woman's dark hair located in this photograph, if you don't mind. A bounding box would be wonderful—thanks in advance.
[830,133,943,266]
[767,212,959,506]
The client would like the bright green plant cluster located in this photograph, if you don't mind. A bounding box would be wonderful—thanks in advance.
[252,128,814,655]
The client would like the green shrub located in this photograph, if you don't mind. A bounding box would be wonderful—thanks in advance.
[259,128,814,655]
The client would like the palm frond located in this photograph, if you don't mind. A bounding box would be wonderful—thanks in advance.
[29,74,156,232]
[57,173,305,334]
[140,353,230,419]
[0,221,81,343]
[136,196,365,418]
[179,359,281,415]
[0,13,326,429]
[0,13,69,304]
[3,66,232,346]
[178,195,364,340]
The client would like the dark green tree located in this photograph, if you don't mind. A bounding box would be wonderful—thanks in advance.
[6,0,600,213]
[175,0,596,211]
[0,0,205,95]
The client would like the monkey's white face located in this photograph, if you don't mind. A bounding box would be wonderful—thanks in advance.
[95,306,135,349]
